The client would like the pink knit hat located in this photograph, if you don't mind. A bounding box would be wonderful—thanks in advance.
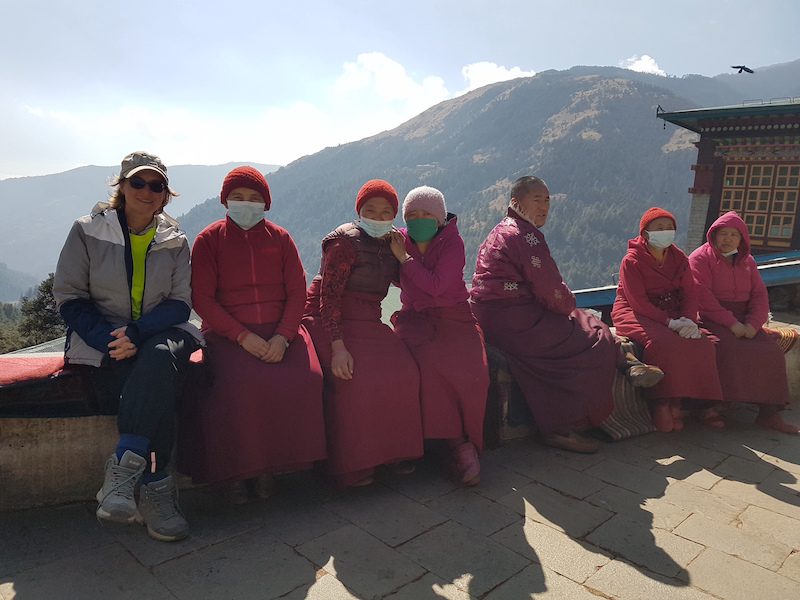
[402,186,447,225]
[220,166,272,209]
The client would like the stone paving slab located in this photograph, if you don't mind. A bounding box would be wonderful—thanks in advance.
[584,558,716,600]
[0,502,110,578]
[737,504,800,549]
[687,547,800,600]
[585,513,704,577]
[672,512,793,570]
[153,529,316,600]
[711,478,800,520]
[491,518,611,583]
[503,458,607,500]
[779,551,800,583]
[0,543,174,600]
[282,573,361,600]
[397,520,529,598]
[659,479,748,521]
[650,456,723,490]
[584,458,671,497]
[484,564,601,599]
[296,524,426,599]
[324,483,447,547]
[585,484,692,530]
[383,573,475,600]
[496,481,613,537]
[424,487,520,536]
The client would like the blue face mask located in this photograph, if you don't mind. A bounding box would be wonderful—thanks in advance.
[358,216,394,238]
[228,200,265,230]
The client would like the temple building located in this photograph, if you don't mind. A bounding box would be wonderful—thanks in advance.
[659,100,800,252]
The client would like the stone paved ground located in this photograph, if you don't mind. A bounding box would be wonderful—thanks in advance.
[2,403,800,600]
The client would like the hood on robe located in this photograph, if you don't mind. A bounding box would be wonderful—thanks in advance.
[706,211,751,258]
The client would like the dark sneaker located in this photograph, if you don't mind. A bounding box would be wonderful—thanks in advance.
[137,476,189,542]
[96,451,146,523]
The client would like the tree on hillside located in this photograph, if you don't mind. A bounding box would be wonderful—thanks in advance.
[19,273,65,345]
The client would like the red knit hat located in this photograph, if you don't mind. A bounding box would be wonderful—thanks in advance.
[639,207,676,236]
[220,166,271,210]
[355,179,398,216]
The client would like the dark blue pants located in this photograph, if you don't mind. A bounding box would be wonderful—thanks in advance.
[90,328,199,469]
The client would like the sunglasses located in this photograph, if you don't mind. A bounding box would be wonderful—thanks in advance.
[129,175,167,194]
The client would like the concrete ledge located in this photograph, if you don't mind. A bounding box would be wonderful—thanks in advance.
[0,416,116,511]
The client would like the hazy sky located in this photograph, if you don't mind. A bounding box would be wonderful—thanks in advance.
[1,0,798,178]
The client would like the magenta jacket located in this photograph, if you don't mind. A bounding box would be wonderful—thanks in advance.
[470,208,575,316]
[688,211,769,330]
[398,214,470,311]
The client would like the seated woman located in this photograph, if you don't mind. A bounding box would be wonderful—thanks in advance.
[302,179,424,487]
[53,151,203,542]
[389,186,488,485]
[470,176,627,454]
[612,207,723,432]
[182,166,326,503]
[689,211,798,434]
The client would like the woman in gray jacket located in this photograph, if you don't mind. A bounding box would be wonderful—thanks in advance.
[53,151,203,542]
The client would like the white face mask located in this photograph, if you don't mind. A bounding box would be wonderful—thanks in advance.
[358,216,394,238]
[227,200,265,230]
[646,229,675,249]
[721,249,738,257]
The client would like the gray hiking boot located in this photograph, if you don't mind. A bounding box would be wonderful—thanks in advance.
[137,475,189,542]
[96,450,146,523]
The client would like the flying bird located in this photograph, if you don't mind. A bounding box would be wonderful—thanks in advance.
[731,65,754,74]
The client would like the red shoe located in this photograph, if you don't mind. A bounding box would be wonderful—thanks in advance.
[453,442,480,486]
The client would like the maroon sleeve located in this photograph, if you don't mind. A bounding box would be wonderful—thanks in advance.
[319,238,356,341]
[191,227,248,342]
[275,230,307,341]
[617,255,671,325]
[678,259,700,321]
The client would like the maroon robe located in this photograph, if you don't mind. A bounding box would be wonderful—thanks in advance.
[303,224,423,486]
[180,218,326,484]
[612,236,722,402]
[470,209,617,435]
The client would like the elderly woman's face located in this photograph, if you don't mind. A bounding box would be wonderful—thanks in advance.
[516,184,550,227]
[359,196,395,222]
[715,226,742,254]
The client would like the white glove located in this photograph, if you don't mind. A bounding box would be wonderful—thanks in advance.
[668,317,694,332]
[677,322,701,339]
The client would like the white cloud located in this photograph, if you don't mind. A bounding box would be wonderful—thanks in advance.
[620,54,666,76]
[460,61,536,93]
[6,53,535,176]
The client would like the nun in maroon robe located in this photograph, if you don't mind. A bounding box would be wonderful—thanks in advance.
[470,176,620,453]
[183,167,326,503]
[612,207,723,432]
[689,211,797,434]
[302,180,424,487]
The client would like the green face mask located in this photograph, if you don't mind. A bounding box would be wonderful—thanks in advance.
[406,218,439,242]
